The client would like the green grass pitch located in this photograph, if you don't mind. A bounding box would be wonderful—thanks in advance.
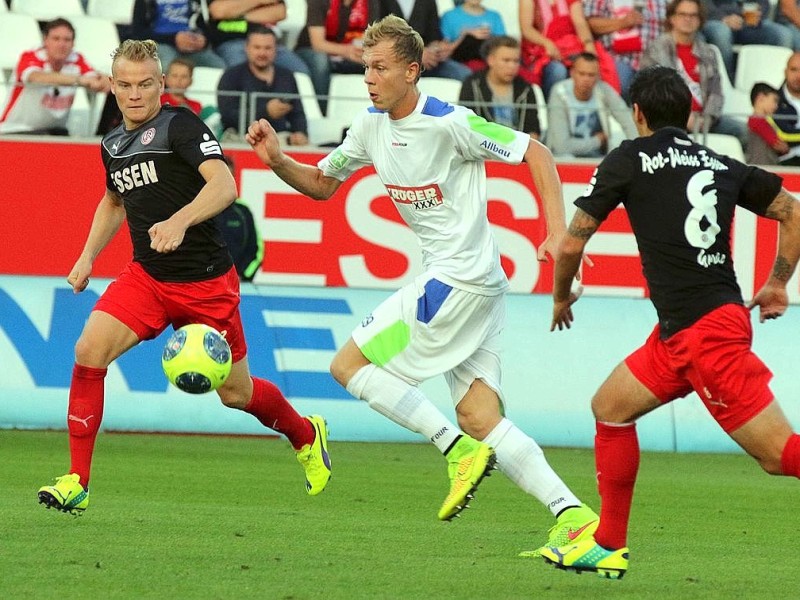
[2,430,795,599]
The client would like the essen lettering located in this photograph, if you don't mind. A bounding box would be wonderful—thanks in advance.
[111,160,158,193]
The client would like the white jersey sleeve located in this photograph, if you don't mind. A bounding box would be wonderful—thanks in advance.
[317,109,374,181]
[446,105,530,165]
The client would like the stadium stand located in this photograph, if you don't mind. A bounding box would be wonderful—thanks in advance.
[190,66,225,111]
[326,73,372,130]
[70,14,120,75]
[0,12,42,81]
[482,0,521,40]
[10,0,85,20]
[692,132,745,161]
[280,0,307,52]
[529,82,547,138]
[86,0,135,25]
[734,44,792,94]
[417,76,462,103]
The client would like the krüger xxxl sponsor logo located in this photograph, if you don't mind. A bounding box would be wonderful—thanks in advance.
[385,184,444,210]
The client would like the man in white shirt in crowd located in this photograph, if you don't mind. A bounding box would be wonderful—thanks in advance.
[0,18,110,135]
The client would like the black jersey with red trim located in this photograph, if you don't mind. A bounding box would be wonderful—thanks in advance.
[101,105,233,282]
[575,127,782,338]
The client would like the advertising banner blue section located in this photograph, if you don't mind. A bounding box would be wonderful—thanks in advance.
[1,275,798,452]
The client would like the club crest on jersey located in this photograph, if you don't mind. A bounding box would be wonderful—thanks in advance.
[385,184,444,210]
[140,128,156,145]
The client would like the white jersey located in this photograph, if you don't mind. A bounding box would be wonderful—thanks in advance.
[318,93,530,295]
[0,48,95,134]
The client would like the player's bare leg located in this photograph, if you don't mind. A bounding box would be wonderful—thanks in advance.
[730,402,798,476]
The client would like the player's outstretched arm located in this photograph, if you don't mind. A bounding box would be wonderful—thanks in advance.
[68,189,126,293]
[246,119,341,200]
[552,208,599,331]
[749,188,800,322]
[523,138,566,262]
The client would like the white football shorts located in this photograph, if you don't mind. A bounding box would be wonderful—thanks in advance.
[351,273,505,405]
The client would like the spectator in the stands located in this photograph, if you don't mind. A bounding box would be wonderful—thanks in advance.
[204,0,310,75]
[458,35,541,138]
[642,0,747,145]
[294,0,375,107]
[160,57,223,137]
[132,0,226,69]
[518,0,621,99]
[440,0,506,71]
[703,0,793,82]
[774,0,800,51]
[217,26,308,145]
[746,82,788,165]
[546,52,637,157]
[0,18,110,135]
[374,0,472,81]
[583,0,669,99]
[772,52,800,166]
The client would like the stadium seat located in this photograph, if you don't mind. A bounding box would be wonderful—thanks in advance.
[734,44,792,93]
[70,15,119,75]
[326,73,371,131]
[295,70,339,145]
[436,0,454,17]
[482,0,521,40]
[279,0,307,51]
[0,13,42,81]
[10,0,85,21]
[418,76,462,103]
[692,132,745,162]
[86,0,134,25]
[191,66,225,110]
[531,82,547,138]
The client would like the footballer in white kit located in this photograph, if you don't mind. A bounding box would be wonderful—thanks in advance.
[318,93,530,401]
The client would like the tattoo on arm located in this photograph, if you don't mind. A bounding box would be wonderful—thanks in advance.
[773,255,792,282]
[567,208,601,240]
[764,189,795,222]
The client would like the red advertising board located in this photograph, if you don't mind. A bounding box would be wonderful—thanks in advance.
[1,138,798,298]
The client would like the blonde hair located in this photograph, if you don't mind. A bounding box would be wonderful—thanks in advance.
[363,14,424,77]
[111,39,162,76]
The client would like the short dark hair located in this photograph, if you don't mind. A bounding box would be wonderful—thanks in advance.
[629,65,691,130]
[167,57,195,74]
[571,52,599,68]
[750,81,780,105]
[43,18,75,39]
[665,0,705,30]
[480,35,519,60]
[246,25,278,40]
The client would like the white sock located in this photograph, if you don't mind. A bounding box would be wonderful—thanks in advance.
[346,364,461,453]
[484,418,581,516]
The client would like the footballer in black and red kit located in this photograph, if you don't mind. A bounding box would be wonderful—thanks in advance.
[544,65,800,578]
[102,105,232,283]
[37,40,331,517]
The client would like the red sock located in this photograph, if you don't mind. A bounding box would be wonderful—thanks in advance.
[594,421,639,550]
[243,377,314,450]
[781,433,800,477]
[68,364,107,488]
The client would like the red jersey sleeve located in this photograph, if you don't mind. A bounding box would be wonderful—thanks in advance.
[748,115,780,147]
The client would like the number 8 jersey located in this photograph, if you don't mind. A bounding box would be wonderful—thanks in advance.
[576,127,782,338]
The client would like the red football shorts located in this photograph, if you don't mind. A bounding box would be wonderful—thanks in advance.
[94,261,247,362]
[625,303,773,433]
